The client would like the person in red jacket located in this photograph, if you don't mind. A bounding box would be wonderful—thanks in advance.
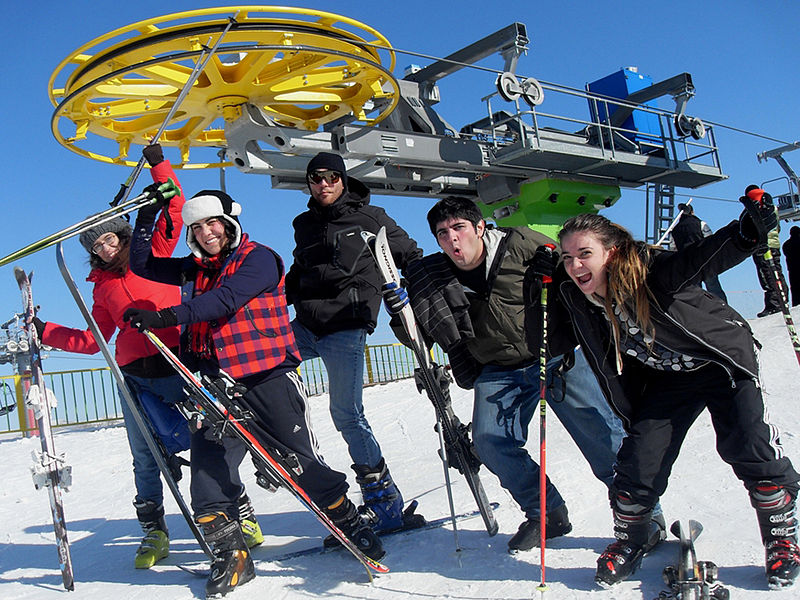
[33,145,262,569]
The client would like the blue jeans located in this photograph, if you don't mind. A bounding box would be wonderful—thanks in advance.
[547,347,625,488]
[472,347,624,519]
[119,373,188,507]
[292,321,383,468]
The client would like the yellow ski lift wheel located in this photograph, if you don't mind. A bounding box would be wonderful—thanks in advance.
[49,6,399,168]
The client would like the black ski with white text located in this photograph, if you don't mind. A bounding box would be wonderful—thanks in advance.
[363,227,499,537]
[14,268,75,591]
[140,329,389,579]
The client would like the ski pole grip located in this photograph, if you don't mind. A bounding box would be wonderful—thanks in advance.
[542,243,556,284]
[156,178,180,201]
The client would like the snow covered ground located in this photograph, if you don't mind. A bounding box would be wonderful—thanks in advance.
[1,311,799,600]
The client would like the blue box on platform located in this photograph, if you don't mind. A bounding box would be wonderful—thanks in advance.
[587,67,661,144]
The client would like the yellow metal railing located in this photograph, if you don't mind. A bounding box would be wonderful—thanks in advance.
[0,343,448,435]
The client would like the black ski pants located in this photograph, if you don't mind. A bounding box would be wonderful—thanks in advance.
[753,250,788,313]
[190,370,348,520]
[613,363,799,510]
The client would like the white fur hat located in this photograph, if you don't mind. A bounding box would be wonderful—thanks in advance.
[182,190,242,257]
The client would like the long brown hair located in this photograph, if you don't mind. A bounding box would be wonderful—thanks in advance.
[558,213,655,347]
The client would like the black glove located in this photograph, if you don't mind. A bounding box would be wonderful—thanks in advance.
[738,185,777,249]
[142,143,164,167]
[381,281,409,315]
[123,307,177,332]
[32,316,46,339]
[136,182,176,240]
[531,244,559,281]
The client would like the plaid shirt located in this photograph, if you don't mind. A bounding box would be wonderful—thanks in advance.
[200,239,299,379]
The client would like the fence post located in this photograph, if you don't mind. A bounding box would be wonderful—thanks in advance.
[364,344,375,384]
[13,374,32,437]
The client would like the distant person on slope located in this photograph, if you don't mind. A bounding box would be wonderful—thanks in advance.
[553,188,800,589]
[782,225,800,306]
[753,202,787,317]
[33,145,261,570]
[668,203,727,302]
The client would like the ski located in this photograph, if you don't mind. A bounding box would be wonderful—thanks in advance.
[55,243,213,559]
[178,500,500,576]
[14,267,75,591]
[656,519,729,600]
[140,329,389,580]
[363,227,499,537]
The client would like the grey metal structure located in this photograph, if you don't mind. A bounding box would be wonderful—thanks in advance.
[758,142,800,221]
[222,23,726,206]
[645,184,677,246]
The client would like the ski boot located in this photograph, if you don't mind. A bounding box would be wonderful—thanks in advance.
[595,492,652,587]
[354,459,421,534]
[237,493,264,549]
[198,512,255,598]
[645,510,668,553]
[324,495,385,561]
[508,504,572,553]
[133,499,169,569]
[750,481,800,588]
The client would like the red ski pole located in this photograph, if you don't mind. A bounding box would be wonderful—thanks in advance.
[537,243,556,595]
[746,188,800,368]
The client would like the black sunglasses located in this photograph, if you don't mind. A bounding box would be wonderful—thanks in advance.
[308,171,342,185]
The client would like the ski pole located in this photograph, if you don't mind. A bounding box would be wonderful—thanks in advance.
[537,243,556,595]
[0,179,179,267]
[656,198,693,246]
[746,188,800,368]
[111,16,237,207]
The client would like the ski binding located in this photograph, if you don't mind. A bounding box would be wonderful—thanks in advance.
[655,519,729,600]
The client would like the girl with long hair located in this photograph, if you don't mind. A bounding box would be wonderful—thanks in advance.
[552,193,799,589]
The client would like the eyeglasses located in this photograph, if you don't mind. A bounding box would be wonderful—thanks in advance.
[91,233,120,254]
[307,170,342,185]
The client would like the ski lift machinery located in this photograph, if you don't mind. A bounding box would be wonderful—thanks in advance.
[49,6,726,240]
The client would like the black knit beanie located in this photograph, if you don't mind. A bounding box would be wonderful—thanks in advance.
[306,152,348,192]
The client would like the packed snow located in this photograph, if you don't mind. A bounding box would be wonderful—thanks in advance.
[1,311,799,600]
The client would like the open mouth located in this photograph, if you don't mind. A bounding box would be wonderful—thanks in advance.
[576,272,592,285]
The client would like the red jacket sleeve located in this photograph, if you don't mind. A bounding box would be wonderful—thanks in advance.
[149,160,186,259]
[40,296,116,355]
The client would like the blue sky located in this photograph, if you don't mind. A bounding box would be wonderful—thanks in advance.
[1,0,798,371]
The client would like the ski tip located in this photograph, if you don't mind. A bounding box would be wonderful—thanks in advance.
[688,519,704,539]
[669,520,683,540]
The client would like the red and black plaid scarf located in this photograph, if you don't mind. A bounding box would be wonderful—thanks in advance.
[187,252,227,361]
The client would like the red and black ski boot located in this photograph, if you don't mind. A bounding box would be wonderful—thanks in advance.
[750,481,800,589]
[595,492,652,587]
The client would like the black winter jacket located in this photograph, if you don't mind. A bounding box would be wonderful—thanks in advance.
[555,220,758,430]
[285,177,422,336]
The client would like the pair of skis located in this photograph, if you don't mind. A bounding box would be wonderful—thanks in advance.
[14,268,75,591]
[362,227,498,541]
[139,328,389,580]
